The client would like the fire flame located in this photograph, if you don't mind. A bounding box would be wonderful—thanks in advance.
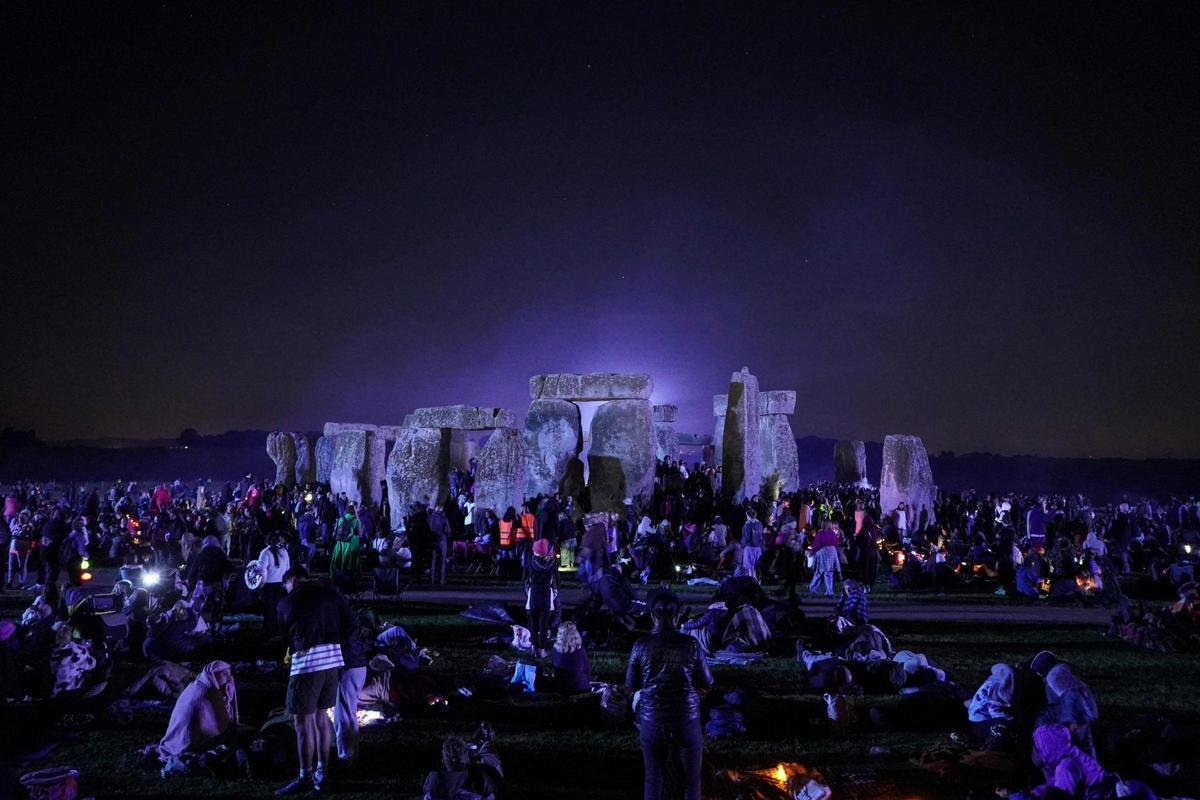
[774,764,788,784]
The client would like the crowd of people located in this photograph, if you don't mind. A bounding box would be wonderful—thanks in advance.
[1,461,1197,798]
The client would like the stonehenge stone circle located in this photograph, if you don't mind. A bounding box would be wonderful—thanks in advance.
[315,435,333,484]
[879,434,936,526]
[266,431,297,487]
[474,428,528,514]
[529,372,653,401]
[587,398,656,512]
[721,368,761,500]
[523,399,584,498]
[834,440,867,484]
[292,432,315,485]
[757,390,798,494]
[653,404,679,462]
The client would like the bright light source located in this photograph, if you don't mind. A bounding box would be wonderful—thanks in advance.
[304,492,313,503]
[674,564,682,573]
[81,572,93,581]
[142,571,161,587]
[79,559,90,570]
[1186,544,1193,554]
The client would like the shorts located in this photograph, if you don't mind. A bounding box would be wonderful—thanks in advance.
[286,667,339,715]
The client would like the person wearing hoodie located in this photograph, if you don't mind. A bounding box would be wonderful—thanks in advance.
[1039,663,1100,756]
[524,538,559,656]
[1001,724,1110,800]
[966,663,1015,743]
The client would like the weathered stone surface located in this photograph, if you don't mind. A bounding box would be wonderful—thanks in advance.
[448,430,482,472]
[879,434,937,526]
[834,440,867,484]
[292,433,316,485]
[402,414,417,428]
[315,436,334,484]
[652,404,677,424]
[713,394,728,416]
[266,432,296,487]
[375,425,407,441]
[473,428,528,514]
[721,367,761,500]
[323,422,378,437]
[529,373,653,401]
[757,390,796,416]
[701,443,716,465]
[523,399,583,498]
[713,415,725,466]
[654,422,680,463]
[587,399,655,512]
[386,427,450,528]
[330,430,369,504]
[411,405,517,430]
[758,415,799,495]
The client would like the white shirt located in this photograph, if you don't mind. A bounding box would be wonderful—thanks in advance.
[257,546,290,584]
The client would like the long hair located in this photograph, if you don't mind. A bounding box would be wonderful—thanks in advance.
[554,621,582,653]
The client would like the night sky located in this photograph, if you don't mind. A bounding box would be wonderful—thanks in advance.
[6,3,1199,458]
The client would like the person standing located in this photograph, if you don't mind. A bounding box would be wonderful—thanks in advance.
[257,533,291,639]
[808,519,841,596]
[275,567,354,796]
[524,538,559,657]
[427,502,451,585]
[625,592,713,800]
[740,508,765,581]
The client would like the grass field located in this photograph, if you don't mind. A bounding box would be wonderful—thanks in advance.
[2,585,1197,800]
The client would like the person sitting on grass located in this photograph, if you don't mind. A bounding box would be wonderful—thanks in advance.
[999,723,1111,800]
[836,579,869,626]
[158,660,239,776]
[549,621,591,694]
[422,736,472,800]
[966,663,1015,745]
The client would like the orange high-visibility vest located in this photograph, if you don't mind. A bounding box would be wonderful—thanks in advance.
[517,513,536,541]
[498,519,515,548]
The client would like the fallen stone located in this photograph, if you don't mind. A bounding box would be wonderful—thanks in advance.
[411,405,517,430]
[652,404,677,423]
[587,398,656,512]
[473,428,528,514]
[386,427,450,527]
[757,390,796,416]
[529,372,653,401]
[758,415,799,495]
[523,399,583,498]
[266,432,296,487]
[292,433,316,485]
[834,440,867,484]
[879,434,937,526]
[315,436,334,484]
[721,368,761,500]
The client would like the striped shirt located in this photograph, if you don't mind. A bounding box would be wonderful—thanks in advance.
[290,642,344,677]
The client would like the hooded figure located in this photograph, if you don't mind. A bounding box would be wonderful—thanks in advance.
[967,663,1015,722]
[1040,663,1100,754]
[159,660,238,758]
[1030,724,1107,799]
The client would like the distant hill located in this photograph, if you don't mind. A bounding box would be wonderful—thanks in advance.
[1,429,1195,501]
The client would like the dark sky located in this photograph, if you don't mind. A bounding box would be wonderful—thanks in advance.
[5,3,1199,457]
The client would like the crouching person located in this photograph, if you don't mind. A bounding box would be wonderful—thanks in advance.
[276,567,354,796]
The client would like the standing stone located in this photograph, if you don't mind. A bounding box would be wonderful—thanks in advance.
[386,427,450,527]
[721,368,761,500]
[329,430,369,504]
[834,440,867,484]
[474,428,528,514]
[712,394,727,467]
[265,432,296,488]
[292,433,316,485]
[879,434,937,526]
[315,436,334,484]
[653,404,679,462]
[759,415,800,495]
[523,399,583,498]
[587,398,656,512]
[756,390,798,496]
